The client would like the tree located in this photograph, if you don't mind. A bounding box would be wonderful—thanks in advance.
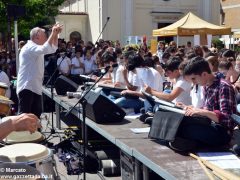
[0,0,65,40]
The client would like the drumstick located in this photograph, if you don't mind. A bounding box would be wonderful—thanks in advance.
[190,153,240,180]
[197,159,215,180]
[212,171,228,180]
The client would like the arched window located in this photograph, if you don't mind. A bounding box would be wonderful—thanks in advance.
[69,31,81,45]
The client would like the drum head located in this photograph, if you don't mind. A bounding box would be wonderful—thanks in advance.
[5,131,44,144]
[0,143,49,162]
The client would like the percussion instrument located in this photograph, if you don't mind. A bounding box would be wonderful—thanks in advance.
[158,104,211,126]
[0,95,13,116]
[142,90,211,125]
[0,143,59,179]
[141,90,179,108]
[0,82,8,96]
[98,83,126,91]
[4,131,44,144]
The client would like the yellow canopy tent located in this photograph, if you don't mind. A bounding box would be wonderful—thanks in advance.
[152,12,231,37]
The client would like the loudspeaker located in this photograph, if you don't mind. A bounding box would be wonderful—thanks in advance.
[54,75,78,95]
[85,91,126,124]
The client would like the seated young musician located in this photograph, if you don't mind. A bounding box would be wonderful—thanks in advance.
[170,56,237,151]
[114,54,163,113]
[144,56,192,114]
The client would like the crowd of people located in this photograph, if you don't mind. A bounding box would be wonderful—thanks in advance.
[0,24,240,152]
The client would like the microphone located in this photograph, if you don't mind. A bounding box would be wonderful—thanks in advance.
[66,92,82,99]
[99,63,118,74]
[107,17,110,21]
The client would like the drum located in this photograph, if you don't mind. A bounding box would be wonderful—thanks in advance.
[4,131,44,144]
[0,143,59,179]
[0,82,8,96]
[0,95,13,116]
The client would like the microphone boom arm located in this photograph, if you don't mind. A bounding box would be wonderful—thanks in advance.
[95,17,110,46]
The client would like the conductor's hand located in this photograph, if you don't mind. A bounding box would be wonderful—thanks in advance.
[11,113,41,134]
[52,23,63,35]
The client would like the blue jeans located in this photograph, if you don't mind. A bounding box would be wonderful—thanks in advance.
[177,122,231,147]
[144,100,159,113]
[114,97,144,113]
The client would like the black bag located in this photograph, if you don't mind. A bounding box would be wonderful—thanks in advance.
[148,110,211,141]
[148,110,184,141]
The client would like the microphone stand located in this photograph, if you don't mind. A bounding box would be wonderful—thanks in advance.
[65,66,110,180]
[45,55,66,136]
[95,17,110,46]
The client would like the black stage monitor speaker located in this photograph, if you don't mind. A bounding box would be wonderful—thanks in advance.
[85,91,126,124]
[54,75,78,95]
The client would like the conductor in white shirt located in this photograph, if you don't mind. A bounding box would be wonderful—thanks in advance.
[17,24,62,118]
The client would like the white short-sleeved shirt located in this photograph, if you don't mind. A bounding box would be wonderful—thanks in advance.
[115,64,126,86]
[71,56,84,75]
[172,76,192,105]
[136,67,163,92]
[190,84,204,108]
[0,71,11,98]
[128,71,142,92]
[57,56,71,74]
[17,40,57,95]
[83,57,95,74]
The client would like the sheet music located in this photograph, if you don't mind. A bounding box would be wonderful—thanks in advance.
[130,127,150,134]
[198,152,240,169]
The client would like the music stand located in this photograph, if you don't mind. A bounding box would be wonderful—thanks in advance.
[44,55,66,137]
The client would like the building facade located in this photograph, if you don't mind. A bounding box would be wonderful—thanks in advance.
[221,0,240,32]
[57,0,220,45]
[220,0,240,48]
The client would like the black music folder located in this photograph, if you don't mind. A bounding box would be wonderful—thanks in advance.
[149,110,184,141]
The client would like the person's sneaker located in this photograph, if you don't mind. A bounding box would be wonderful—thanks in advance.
[169,137,197,152]
[144,117,153,125]
[139,112,154,122]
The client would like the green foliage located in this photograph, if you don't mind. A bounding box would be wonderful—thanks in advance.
[0,0,65,39]
[123,44,140,52]
[212,38,224,50]
[234,45,240,53]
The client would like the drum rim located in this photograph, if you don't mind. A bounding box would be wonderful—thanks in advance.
[4,131,44,144]
[0,143,51,162]
[0,82,8,88]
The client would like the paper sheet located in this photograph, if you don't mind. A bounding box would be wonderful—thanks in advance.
[125,113,141,120]
[130,127,150,134]
[198,152,240,169]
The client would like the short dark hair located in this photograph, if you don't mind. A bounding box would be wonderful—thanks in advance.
[165,56,182,72]
[183,56,211,76]
[127,54,144,71]
[102,51,116,63]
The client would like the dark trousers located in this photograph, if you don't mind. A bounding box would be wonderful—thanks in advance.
[18,89,42,118]
[177,122,231,147]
